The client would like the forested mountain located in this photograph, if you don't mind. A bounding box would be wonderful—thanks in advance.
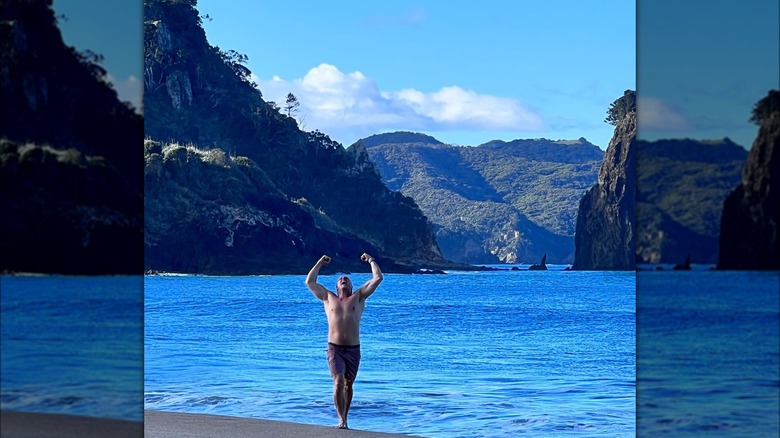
[143,0,457,274]
[719,90,780,270]
[636,138,747,264]
[1,0,143,274]
[363,132,603,264]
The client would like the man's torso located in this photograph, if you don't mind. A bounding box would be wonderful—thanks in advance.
[324,292,364,346]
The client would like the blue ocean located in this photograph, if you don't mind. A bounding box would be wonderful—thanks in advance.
[637,270,780,437]
[144,268,636,437]
[4,269,774,436]
[0,275,143,421]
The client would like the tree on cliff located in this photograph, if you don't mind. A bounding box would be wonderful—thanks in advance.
[749,89,780,125]
[285,92,300,118]
[605,89,636,126]
[217,48,256,88]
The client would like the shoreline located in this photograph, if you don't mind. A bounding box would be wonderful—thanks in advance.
[0,410,419,437]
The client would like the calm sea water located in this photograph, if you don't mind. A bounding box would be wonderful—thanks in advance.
[637,270,779,437]
[144,269,636,437]
[0,276,143,421]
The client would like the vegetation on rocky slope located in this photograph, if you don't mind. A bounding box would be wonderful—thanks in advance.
[363,133,603,264]
[636,138,746,264]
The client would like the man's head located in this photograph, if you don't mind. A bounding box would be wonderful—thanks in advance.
[336,276,353,296]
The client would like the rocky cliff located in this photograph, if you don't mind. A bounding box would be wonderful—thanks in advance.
[363,132,603,264]
[572,99,636,270]
[718,91,780,270]
[143,0,452,274]
[0,0,143,274]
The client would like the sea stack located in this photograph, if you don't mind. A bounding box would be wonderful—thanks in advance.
[672,254,692,271]
[717,90,780,270]
[528,254,548,270]
[572,91,636,270]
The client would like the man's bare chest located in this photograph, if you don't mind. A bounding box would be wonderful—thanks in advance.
[326,296,364,318]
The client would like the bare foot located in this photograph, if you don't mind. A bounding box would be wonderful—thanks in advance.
[335,423,349,429]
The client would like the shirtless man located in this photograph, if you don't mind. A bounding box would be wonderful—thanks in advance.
[305,253,383,430]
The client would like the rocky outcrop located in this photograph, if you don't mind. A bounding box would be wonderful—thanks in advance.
[572,106,636,270]
[673,254,692,270]
[528,254,548,270]
[0,0,143,274]
[718,92,780,270]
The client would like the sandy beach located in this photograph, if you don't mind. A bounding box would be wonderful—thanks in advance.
[0,410,418,437]
[144,410,418,437]
[0,410,142,438]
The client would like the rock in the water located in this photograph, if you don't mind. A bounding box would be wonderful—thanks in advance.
[528,253,548,270]
[672,254,692,270]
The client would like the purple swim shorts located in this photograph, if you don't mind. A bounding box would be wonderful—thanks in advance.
[326,343,361,381]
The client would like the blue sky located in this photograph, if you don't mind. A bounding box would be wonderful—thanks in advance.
[47,1,778,150]
[638,0,779,149]
[51,0,143,113]
[198,0,636,149]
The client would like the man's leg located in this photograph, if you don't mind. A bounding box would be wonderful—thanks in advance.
[344,378,354,424]
[332,373,348,428]
[342,346,360,429]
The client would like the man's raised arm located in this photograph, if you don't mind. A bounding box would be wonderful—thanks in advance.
[305,255,331,301]
[357,253,383,300]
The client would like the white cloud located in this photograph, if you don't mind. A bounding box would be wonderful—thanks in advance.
[258,63,544,144]
[390,86,541,128]
[107,74,143,114]
[637,97,689,131]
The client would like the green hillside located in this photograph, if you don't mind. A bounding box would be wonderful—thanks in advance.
[363,133,604,264]
[636,138,747,264]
